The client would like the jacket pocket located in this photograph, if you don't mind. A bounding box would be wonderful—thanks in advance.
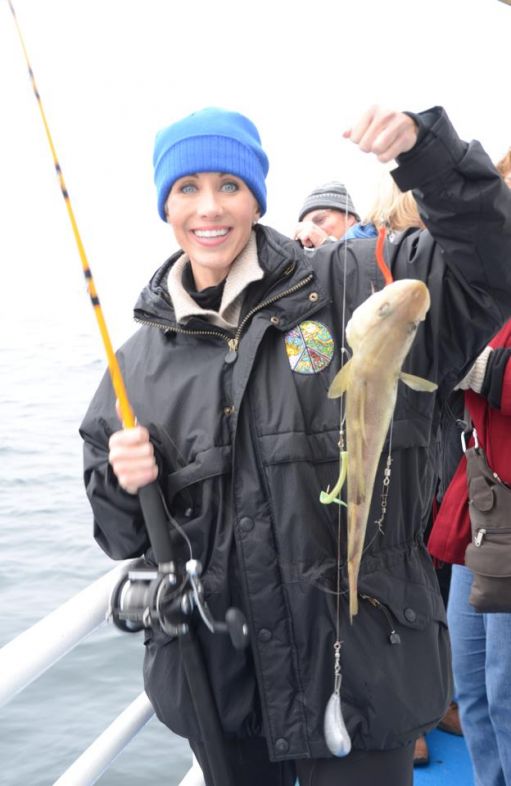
[340,567,451,747]
[357,554,448,631]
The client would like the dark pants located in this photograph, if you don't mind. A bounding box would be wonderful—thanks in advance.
[189,736,295,785]
[189,737,414,786]
[295,744,414,786]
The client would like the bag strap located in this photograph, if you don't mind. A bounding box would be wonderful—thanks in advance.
[461,404,479,452]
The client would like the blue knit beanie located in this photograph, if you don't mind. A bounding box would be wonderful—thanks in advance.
[153,107,269,221]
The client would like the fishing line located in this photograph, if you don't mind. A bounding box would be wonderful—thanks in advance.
[7,0,135,430]
[336,198,350,618]
[158,486,193,560]
[322,185,353,759]
[323,183,395,757]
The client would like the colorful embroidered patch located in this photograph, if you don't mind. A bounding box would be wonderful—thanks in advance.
[285,321,334,374]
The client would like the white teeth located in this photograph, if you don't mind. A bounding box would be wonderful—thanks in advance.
[194,228,229,238]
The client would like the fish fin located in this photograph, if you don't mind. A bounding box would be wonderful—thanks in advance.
[349,596,358,623]
[328,359,353,399]
[399,372,438,392]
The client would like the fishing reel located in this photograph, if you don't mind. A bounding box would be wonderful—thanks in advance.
[109,558,249,651]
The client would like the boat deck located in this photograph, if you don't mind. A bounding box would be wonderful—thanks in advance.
[415,728,473,785]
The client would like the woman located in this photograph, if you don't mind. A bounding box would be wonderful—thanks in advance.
[429,157,511,786]
[429,322,511,786]
[80,105,511,786]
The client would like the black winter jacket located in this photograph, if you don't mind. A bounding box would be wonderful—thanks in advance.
[80,107,511,760]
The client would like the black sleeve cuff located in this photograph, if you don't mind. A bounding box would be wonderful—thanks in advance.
[402,111,428,147]
[480,348,511,408]
[392,106,467,193]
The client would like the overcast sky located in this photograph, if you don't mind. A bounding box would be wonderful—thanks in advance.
[1,0,509,346]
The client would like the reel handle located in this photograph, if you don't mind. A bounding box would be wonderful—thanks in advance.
[214,608,249,650]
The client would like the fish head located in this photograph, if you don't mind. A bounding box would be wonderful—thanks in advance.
[346,279,431,350]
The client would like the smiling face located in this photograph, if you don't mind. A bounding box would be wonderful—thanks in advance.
[164,172,260,290]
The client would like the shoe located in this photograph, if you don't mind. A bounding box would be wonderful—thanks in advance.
[413,734,429,767]
[437,701,463,736]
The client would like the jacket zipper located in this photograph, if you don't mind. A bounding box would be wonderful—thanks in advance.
[474,527,511,547]
[135,272,315,357]
[227,272,315,356]
[360,594,401,645]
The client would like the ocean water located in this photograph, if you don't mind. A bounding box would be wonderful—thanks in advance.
[0,272,192,784]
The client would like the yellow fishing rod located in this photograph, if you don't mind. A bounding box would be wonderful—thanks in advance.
[7,0,135,430]
[7,14,247,781]
[6,0,182,566]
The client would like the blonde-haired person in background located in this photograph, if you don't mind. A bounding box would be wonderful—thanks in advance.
[363,171,424,233]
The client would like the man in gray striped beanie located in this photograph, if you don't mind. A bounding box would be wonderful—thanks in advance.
[294,180,360,248]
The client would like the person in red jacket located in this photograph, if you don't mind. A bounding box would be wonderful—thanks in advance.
[428,318,511,786]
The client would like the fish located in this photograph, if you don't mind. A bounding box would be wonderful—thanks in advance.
[328,279,437,620]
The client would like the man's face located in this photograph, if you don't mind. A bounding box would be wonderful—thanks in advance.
[302,208,356,239]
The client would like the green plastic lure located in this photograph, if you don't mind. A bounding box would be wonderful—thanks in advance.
[320,451,348,506]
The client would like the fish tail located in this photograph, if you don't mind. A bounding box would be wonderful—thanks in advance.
[349,564,359,621]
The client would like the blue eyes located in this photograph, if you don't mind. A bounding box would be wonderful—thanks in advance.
[178,179,239,194]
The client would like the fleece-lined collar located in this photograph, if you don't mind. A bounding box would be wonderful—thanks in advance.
[166,231,263,329]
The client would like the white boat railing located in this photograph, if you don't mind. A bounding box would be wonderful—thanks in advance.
[54,691,155,786]
[0,561,205,786]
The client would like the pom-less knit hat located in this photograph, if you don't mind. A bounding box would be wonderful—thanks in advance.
[298,181,360,222]
[153,107,269,221]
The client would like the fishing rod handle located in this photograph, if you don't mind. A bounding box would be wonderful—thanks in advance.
[138,482,174,567]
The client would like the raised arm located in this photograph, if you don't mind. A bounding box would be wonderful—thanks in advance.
[345,105,511,394]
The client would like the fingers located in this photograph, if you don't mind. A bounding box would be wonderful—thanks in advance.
[295,229,315,248]
[344,106,418,163]
[108,426,158,495]
[294,221,329,249]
